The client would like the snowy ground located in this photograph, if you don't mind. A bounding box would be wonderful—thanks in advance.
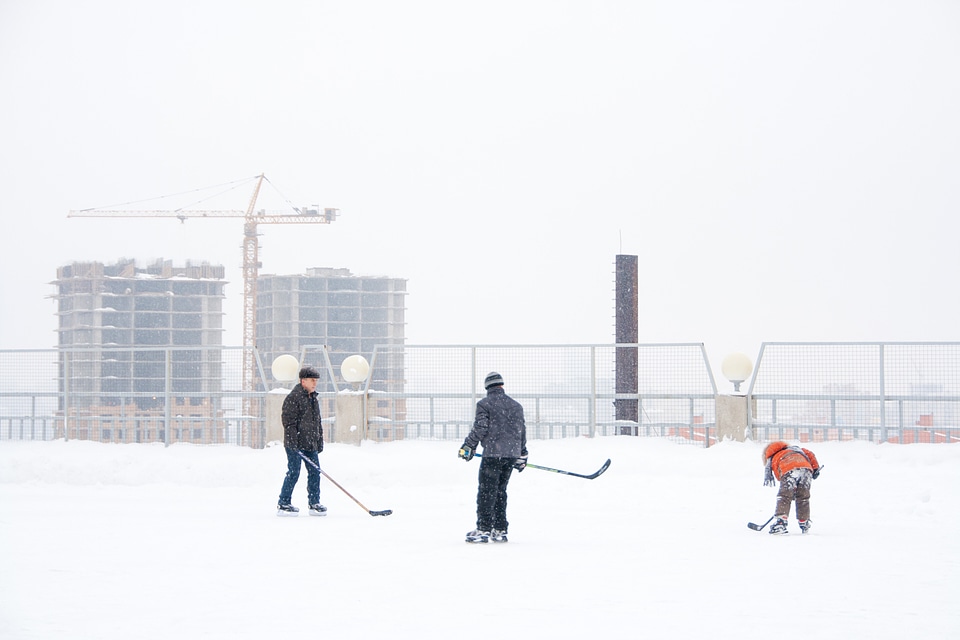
[1,437,958,640]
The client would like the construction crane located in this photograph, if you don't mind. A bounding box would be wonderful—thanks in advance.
[68,174,338,430]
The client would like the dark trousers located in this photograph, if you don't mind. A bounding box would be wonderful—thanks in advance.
[476,456,515,532]
[775,468,812,520]
[278,448,321,505]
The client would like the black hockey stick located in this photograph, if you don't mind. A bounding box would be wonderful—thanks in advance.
[298,452,393,516]
[748,516,775,531]
[474,452,611,480]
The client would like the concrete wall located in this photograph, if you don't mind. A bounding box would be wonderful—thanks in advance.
[332,392,364,446]
[715,394,757,442]
[265,390,289,445]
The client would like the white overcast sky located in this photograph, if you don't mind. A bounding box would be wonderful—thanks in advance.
[1,1,958,385]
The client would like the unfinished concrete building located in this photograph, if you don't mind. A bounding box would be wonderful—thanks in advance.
[257,267,407,388]
[52,258,227,442]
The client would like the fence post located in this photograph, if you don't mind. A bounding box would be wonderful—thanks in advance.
[590,346,597,436]
[879,344,887,442]
[164,348,172,447]
[897,399,904,444]
[471,347,477,409]
[62,351,70,442]
[535,397,541,437]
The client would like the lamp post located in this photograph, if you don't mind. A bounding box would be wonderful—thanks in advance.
[264,354,301,446]
[716,353,754,442]
[721,352,753,393]
[340,354,370,390]
[271,354,300,386]
[339,355,371,443]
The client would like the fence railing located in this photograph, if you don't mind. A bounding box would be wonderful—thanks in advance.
[348,343,718,445]
[1,343,718,446]
[748,342,960,444]
[3,342,959,447]
[0,346,278,447]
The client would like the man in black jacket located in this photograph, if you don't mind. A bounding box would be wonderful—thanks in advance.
[459,372,528,543]
[277,366,326,516]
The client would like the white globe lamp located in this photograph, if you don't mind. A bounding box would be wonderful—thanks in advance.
[721,353,753,393]
[340,354,370,385]
[271,354,300,383]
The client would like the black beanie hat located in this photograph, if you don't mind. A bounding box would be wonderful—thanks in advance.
[299,366,321,379]
[484,372,504,389]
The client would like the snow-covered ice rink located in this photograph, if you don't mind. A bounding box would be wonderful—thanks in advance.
[2,437,958,639]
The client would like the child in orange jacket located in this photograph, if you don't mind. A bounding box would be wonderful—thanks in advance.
[762,441,822,535]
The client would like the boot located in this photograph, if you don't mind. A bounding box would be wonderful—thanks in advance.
[277,503,299,517]
[769,517,788,535]
[465,529,490,543]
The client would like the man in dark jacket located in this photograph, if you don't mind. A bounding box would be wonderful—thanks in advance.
[277,366,326,517]
[459,372,527,543]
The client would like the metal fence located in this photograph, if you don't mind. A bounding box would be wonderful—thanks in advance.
[749,342,960,444]
[3,342,959,447]
[0,343,717,446]
[0,346,272,446]
[348,343,717,444]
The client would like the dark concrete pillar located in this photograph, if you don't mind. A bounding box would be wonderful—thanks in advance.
[615,255,638,433]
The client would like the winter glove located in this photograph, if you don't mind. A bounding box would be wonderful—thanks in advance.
[513,456,527,472]
[458,445,474,461]
[812,465,823,480]
[318,439,323,453]
[763,459,775,487]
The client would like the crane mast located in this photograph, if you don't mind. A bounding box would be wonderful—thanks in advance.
[242,175,265,411]
[68,174,338,446]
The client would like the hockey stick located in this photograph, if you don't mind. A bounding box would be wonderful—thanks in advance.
[298,452,393,516]
[747,516,775,531]
[474,452,611,480]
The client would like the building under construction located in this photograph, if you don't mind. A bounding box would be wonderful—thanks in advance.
[52,258,228,443]
[257,267,407,422]
[51,259,408,444]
